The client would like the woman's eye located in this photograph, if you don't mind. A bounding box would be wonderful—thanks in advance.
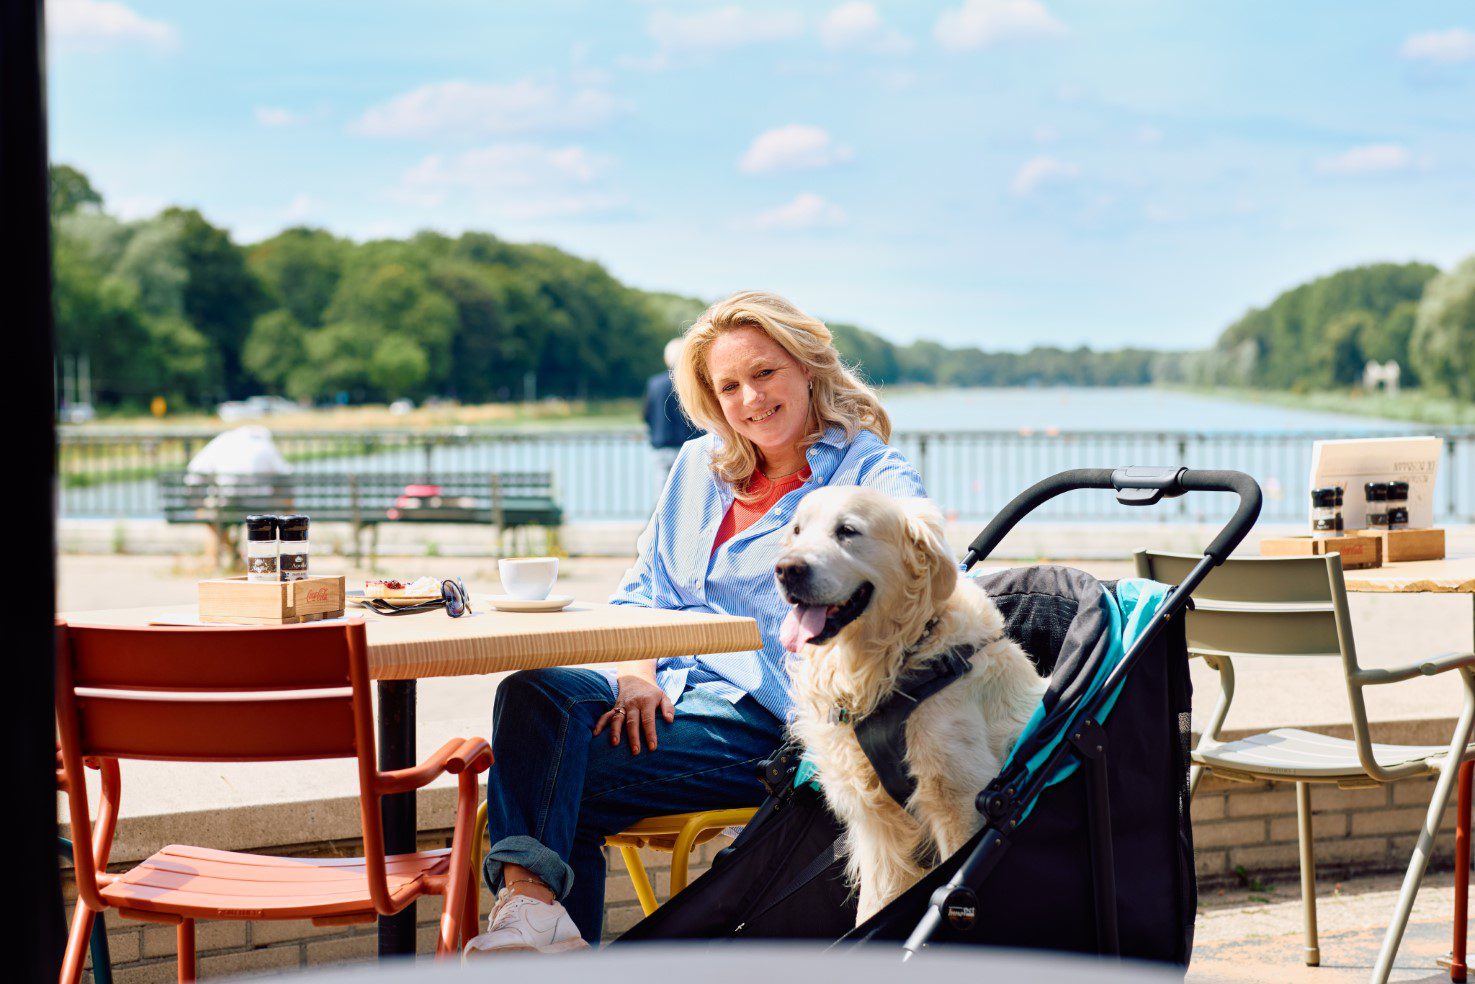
[756,368,774,378]
[836,524,859,539]
[721,383,737,393]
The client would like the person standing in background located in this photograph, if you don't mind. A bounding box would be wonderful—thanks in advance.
[643,337,700,492]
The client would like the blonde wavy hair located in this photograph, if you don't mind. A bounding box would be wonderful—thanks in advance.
[673,290,891,493]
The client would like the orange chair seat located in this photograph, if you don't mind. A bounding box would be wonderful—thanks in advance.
[100,844,451,921]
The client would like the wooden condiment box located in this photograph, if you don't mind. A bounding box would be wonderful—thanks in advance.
[198,575,346,624]
[1259,534,1382,569]
[1352,527,1446,563]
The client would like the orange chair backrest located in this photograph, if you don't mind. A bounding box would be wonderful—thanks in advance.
[55,621,390,912]
[58,621,369,762]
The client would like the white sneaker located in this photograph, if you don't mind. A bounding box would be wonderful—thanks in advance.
[464,890,590,956]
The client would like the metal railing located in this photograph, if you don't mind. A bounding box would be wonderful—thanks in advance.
[58,426,1475,525]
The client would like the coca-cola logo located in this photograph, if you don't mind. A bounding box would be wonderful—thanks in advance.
[303,585,331,604]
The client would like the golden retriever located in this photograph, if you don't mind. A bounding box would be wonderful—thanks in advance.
[776,486,1047,924]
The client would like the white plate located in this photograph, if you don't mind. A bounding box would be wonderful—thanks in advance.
[485,594,575,613]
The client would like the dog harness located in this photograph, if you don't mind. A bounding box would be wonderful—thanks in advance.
[839,641,978,809]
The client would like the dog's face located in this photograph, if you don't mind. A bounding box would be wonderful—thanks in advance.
[775,486,956,652]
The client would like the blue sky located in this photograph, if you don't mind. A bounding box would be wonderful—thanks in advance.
[46,1,1475,352]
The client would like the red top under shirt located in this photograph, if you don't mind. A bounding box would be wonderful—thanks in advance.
[711,467,812,553]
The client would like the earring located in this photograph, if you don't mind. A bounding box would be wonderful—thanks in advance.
[808,380,813,393]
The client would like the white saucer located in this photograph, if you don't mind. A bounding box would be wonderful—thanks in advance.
[486,594,575,613]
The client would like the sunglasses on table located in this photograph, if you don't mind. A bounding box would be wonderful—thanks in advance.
[363,578,471,618]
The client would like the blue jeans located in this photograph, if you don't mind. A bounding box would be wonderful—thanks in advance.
[482,667,785,944]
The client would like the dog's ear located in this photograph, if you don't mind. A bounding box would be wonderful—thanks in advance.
[898,497,957,606]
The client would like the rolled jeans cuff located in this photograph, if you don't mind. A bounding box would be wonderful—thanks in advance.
[482,835,575,901]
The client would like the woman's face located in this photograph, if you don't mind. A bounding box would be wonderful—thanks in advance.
[706,325,813,467]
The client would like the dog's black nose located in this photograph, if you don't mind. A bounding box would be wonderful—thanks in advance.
[775,559,809,591]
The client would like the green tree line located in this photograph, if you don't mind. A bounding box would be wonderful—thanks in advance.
[49,164,1475,410]
[1175,259,1475,398]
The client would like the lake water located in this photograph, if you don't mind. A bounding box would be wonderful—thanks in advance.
[65,388,1462,524]
[879,387,1412,434]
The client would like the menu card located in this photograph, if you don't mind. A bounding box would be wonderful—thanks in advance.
[1308,436,1442,531]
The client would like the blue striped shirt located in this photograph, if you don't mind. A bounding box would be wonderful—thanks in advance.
[608,424,928,721]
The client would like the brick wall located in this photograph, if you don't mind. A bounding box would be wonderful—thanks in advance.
[1190,772,1459,886]
[65,775,1463,981]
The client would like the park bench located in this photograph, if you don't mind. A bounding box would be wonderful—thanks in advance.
[159,471,563,566]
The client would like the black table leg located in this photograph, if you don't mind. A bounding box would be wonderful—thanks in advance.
[377,679,417,958]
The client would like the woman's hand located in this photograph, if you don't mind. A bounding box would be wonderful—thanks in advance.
[594,662,675,755]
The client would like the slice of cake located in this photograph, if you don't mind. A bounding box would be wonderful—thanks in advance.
[364,576,441,599]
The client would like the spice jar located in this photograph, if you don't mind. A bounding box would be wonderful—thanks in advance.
[1387,481,1410,529]
[278,514,310,582]
[1335,486,1345,531]
[1364,482,1390,529]
[245,514,279,582]
[1310,487,1340,537]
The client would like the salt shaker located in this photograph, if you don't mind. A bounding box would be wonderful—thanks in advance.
[278,514,310,582]
[245,514,279,582]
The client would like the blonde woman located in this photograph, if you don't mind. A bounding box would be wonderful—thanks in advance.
[468,291,927,954]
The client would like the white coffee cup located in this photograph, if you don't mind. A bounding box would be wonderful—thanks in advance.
[498,557,559,601]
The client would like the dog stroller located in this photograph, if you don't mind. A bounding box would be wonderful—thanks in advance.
[616,467,1262,968]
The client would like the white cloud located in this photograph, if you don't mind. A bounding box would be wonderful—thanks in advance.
[387,143,621,220]
[48,0,177,49]
[1031,125,1059,143]
[820,2,911,54]
[1314,144,1412,175]
[1009,155,1079,196]
[255,106,307,128]
[934,0,1066,52]
[744,192,847,231]
[740,125,853,174]
[648,5,804,51]
[283,194,319,222]
[352,79,625,139]
[1399,28,1475,65]
[110,193,166,220]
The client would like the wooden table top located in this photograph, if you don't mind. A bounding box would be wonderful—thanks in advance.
[1341,553,1475,594]
[60,601,764,680]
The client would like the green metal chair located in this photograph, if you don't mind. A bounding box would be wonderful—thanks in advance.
[1136,550,1475,984]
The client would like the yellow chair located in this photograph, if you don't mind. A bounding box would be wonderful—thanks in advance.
[472,802,758,917]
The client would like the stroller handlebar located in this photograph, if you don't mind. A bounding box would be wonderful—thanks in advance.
[962,467,1262,568]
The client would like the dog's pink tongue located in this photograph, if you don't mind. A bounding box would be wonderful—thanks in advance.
[781,604,830,652]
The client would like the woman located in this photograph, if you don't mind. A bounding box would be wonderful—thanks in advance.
[467,291,927,954]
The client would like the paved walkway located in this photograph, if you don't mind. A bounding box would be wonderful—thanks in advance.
[1192,870,1468,983]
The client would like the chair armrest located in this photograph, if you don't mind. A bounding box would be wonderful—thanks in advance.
[1351,651,1475,687]
[377,737,465,795]
[447,736,493,775]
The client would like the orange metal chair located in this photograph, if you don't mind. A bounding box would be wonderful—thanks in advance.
[55,620,492,983]
[56,748,117,984]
